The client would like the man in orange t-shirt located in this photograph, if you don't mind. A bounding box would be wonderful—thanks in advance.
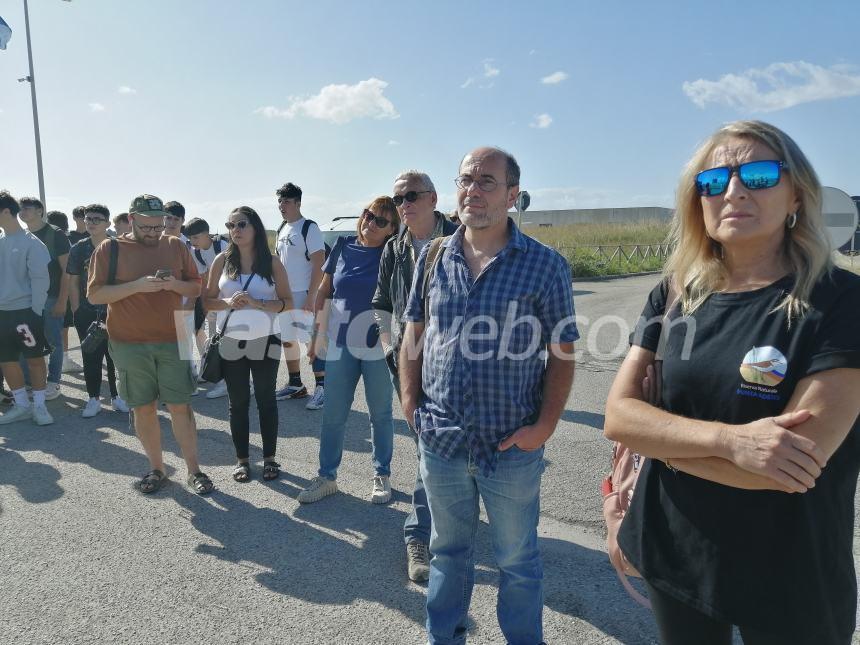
[88,194,211,495]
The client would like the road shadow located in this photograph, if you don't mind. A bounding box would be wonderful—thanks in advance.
[0,446,64,505]
[172,486,430,625]
[573,290,595,297]
[560,410,605,430]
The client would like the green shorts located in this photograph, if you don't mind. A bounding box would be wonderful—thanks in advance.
[109,340,195,408]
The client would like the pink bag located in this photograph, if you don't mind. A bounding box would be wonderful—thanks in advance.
[601,279,678,608]
[601,444,650,607]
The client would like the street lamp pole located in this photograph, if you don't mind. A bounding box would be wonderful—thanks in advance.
[20,0,46,208]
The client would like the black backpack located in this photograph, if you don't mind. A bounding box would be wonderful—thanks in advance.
[277,218,331,261]
[193,235,228,269]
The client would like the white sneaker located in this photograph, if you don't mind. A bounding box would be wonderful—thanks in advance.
[0,405,32,425]
[62,356,83,373]
[371,475,392,504]
[32,403,54,426]
[81,398,102,418]
[44,382,61,401]
[297,476,338,504]
[305,385,325,410]
[111,397,129,413]
[206,380,228,399]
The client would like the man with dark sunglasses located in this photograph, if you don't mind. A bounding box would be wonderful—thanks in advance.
[372,169,458,583]
[88,194,212,496]
[399,148,577,643]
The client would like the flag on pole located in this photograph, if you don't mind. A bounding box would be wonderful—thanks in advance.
[0,15,11,50]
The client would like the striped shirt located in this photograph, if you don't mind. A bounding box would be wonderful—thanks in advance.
[403,218,578,475]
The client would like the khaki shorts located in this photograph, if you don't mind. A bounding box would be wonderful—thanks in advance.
[109,340,195,408]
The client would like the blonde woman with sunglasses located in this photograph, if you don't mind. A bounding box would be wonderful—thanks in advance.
[605,121,860,645]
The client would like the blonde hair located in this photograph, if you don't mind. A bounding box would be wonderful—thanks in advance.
[665,120,832,321]
[356,196,400,245]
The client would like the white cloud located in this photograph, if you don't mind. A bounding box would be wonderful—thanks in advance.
[483,59,500,78]
[254,78,398,125]
[541,71,569,85]
[387,140,399,146]
[460,77,475,89]
[118,86,137,95]
[530,113,552,129]
[88,103,105,112]
[683,61,860,112]
[529,49,537,56]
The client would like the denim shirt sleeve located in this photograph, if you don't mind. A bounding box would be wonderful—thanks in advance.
[402,241,431,323]
[537,253,579,343]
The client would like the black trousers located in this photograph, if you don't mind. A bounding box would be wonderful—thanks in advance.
[221,335,280,461]
[646,582,843,645]
[73,307,117,399]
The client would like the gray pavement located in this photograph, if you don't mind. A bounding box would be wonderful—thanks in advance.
[1,273,857,644]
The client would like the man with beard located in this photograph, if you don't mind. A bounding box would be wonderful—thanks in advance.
[88,195,212,495]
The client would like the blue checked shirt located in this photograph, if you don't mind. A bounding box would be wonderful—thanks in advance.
[403,219,578,476]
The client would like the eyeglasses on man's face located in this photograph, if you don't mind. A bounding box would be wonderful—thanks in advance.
[135,223,165,233]
[454,175,504,192]
[84,216,107,225]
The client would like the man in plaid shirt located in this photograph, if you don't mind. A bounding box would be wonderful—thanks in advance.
[400,147,578,645]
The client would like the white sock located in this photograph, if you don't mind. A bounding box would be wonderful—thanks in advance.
[12,388,30,408]
[32,390,46,406]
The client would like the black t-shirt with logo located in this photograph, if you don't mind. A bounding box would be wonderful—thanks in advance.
[619,268,860,642]
[32,224,71,299]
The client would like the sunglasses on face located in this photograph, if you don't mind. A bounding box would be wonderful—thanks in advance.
[224,220,250,230]
[392,190,430,207]
[84,216,107,224]
[363,209,392,228]
[695,160,787,197]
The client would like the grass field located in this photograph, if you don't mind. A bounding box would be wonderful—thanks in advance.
[523,220,673,277]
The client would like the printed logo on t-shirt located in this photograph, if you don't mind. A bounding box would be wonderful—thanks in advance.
[739,346,787,386]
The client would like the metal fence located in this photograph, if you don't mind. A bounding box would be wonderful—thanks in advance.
[553,243,672,277]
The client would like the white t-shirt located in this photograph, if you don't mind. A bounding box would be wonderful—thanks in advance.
[191,237,226,275]
[276,217,324,292]
[216,272,278,340]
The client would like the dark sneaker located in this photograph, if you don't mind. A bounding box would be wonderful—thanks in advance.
[275,384,308,400]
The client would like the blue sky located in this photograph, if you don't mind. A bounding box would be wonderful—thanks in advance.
[1,0,858,231]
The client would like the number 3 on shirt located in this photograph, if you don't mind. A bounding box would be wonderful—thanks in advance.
[16,324,37,348]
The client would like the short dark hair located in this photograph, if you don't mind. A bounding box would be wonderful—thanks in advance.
[19,196,44,211]
[72,206,86,219]
[0,190,21,216]
[84,203,110,219]
[113,213,129,225]
[46,211,69,232]
[276,182,302,202]
[163,201,185,219]
[184,217,210,236]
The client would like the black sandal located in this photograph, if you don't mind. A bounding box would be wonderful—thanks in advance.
[232,463,251,483]
[187,471,214,495]
[262,461,281,481]
[138,469,167,494]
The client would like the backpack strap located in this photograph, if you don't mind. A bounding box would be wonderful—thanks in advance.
[301,219,313,261]
[107,239,119,286]
[194,247,205,268]
[421,236,449,321]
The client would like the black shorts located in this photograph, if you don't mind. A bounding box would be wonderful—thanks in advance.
[0,308,53,363]
[193,297,205,333]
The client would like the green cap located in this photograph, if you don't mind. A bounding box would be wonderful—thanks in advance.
[129,194,167,217]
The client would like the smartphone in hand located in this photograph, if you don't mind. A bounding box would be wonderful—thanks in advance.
[155,269,173,280]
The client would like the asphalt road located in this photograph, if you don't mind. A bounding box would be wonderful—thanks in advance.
[1,273,857,645]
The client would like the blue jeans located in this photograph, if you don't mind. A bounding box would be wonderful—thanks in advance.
[318,346,393,480]
[420,438,545,645]
[387,354,432,546]
[20,296,63,385]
